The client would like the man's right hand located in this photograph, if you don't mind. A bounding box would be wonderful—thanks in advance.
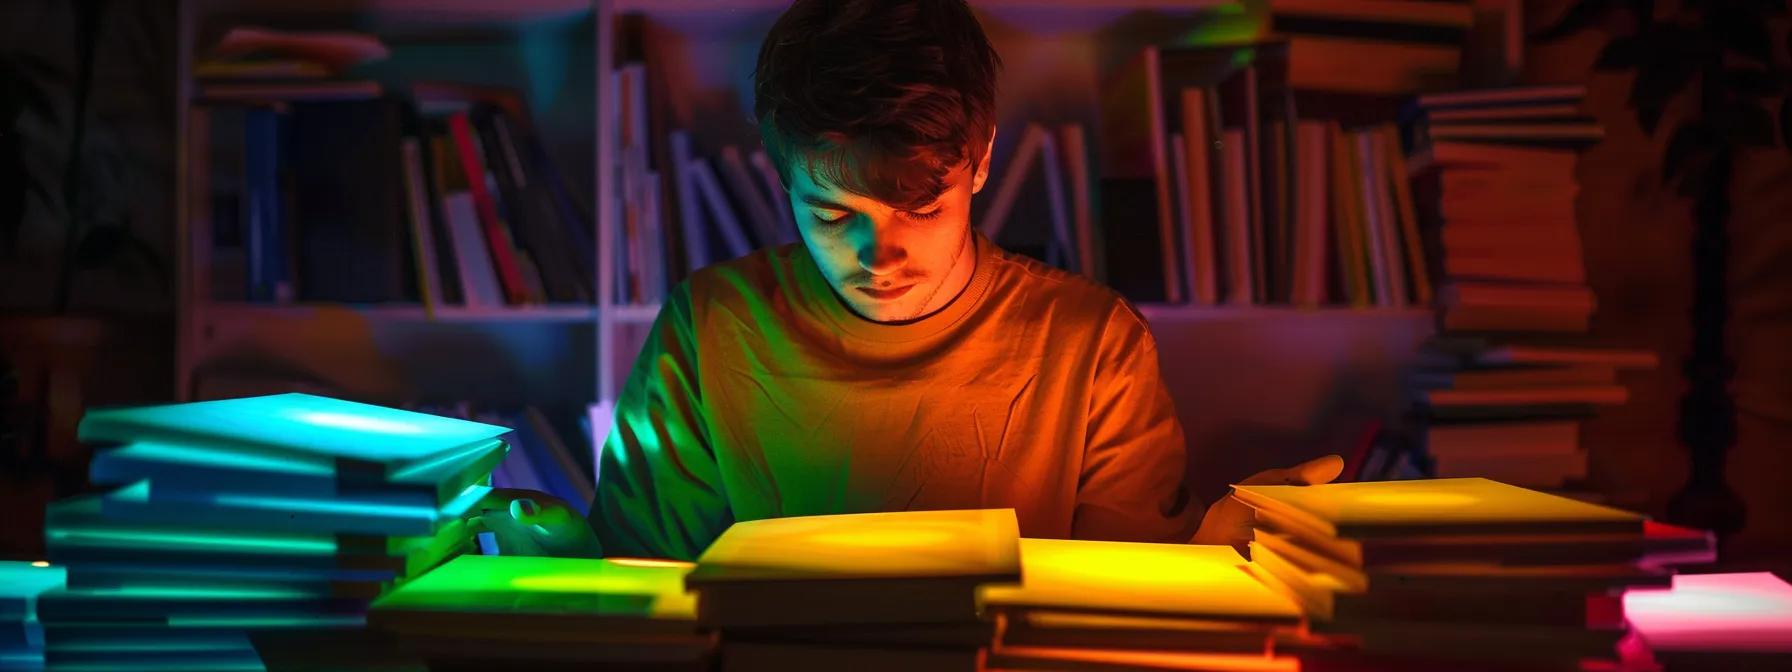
[466,488,604,558]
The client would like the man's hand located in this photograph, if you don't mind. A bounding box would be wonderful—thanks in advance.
[1190,454,1345,554]
[466,488,605,558]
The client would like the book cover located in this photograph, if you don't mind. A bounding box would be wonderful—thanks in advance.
[1231,477,1644,540]
[980,539,1302,623]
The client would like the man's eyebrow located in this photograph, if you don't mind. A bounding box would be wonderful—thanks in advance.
[800,194,855,210]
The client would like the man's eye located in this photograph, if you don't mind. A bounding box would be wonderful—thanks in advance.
[812,209,850,224]
[905,208,944,222]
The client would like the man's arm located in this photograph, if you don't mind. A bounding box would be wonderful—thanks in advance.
[588,282,733,560]
[1071,302,1204,543]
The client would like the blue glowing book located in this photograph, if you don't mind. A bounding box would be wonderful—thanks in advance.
[78,393,511,473]
[47,494,469,577]
[65,564,392,601]
[43,644,265,669]
[35,583,366,624]
[99,480,489,537]
[88,437,506,509]
[1,619,42,654]
[0,562,65,622]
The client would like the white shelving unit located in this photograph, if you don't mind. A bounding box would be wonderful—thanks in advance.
[173,0,1435,477]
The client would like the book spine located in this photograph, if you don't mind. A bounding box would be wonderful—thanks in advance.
[448,113,530,305]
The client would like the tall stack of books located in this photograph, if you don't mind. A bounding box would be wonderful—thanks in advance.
[37,393,506,671]
[981,539,1304,671]
[370,555,712,670]
[686,509,1020,672]
[0,562,65,672]
[1234,478,1715,669]
[1399,85,1656,494]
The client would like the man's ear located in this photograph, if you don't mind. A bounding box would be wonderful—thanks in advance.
[971,128,997,194]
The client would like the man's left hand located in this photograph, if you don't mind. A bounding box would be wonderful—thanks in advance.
[1190,454,1345,554]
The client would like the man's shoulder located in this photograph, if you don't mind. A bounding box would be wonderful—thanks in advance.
[683,244,803,305]
[987,244,1141,327]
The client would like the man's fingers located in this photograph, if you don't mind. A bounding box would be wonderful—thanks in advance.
[1291,454,1345,485]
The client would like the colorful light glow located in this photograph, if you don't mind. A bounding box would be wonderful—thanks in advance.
[291,410,425,435]
[1624,572,1792,653]
[78,393,509,463]
[31,561,49,568]
[609,558,697,569]
[1354,492,1480,508]
[692,509,1020,581]
[981,539,1302,622]
[374,555,697,621]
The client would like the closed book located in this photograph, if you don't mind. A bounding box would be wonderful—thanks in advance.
[998,611,1276,654]
[100,480,489,537]
[77,393,510,473]
[687,509,1020,628]
[370,556,701,641]
[981,539,1302,624]
[1229,478,1645,540]
[88,437,506,508]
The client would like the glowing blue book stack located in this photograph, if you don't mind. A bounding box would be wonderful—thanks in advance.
[39,393,509,672]
[0,562,65,672]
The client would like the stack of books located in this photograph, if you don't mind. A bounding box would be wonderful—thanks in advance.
[37,393,506,671]
[370,555,712,670]
[1233,478,1715,669]
[1269,0,1475,95]
[686,509,1021,672]
[1396,85,1654,494]
[981,539,1303,671]
[1406,338,1659,490]
[0,562,65,672]
[1623,571,1792,670]
[1407,85,1603,333]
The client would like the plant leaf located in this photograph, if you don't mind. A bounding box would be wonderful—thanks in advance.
[1663,123,1718,184]
[1783,98,1792,151]
[1531,0,1616,43]
[1596,36,1647,70]
[1707,5,1774,64]
[1629,59,1699,112]
[1718,68,1784,96]
[1723,102,1777,146]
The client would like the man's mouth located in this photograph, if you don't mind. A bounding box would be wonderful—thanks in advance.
[856,285,915,301]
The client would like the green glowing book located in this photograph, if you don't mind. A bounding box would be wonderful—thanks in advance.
[0,561,66,621]
[78,393,509,473]
[686,509,1022,628]
[99,480,489,537]
[370,555,700,640]
[89,438,505,509]
[47,494,469,578]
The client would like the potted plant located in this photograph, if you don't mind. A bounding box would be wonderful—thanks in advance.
[1530,0,1791,546]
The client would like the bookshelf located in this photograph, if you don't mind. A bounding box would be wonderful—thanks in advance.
[174,0,1440,482]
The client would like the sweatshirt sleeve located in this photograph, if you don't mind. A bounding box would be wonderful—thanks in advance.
[1070,300,1205,543]
[587,282,733,560]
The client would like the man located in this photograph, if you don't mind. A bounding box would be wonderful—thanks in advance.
[477,0,1339,560]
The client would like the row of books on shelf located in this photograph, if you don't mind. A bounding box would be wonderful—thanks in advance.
[194,37,598,313]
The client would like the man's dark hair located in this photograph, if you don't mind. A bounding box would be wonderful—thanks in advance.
[753,0,1002,212]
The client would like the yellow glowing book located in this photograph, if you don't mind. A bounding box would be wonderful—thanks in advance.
[999,612,1279,654]
[1252,518,1712,569]
[1249,540,1666,624]
[980,539,1301,625]
[370,555,699,640]
[986,644,1298,672]
[1231,478,1644,540]
[686,509,1021,628]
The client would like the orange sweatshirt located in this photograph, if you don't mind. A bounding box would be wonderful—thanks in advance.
[590,233,1202,560]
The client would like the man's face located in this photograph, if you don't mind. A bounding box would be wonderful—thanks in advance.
[783,146,993,323]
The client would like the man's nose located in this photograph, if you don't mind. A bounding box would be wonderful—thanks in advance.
[856,222,908,276]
